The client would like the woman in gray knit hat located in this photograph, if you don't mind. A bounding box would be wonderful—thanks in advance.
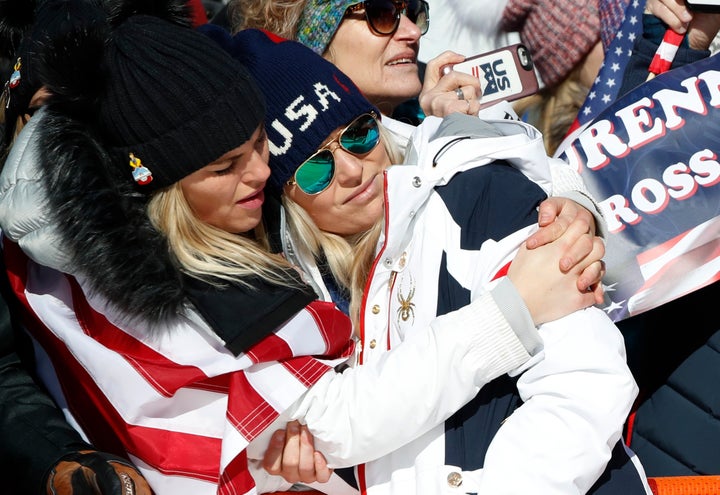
[230,0,485,128]
[197,25,652,495]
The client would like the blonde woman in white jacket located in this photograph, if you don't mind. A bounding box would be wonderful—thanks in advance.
[200,27,651,495]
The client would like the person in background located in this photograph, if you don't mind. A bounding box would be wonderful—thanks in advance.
[416,0,521,64]
[228,0,484,128]
[0,1,152,493]
[619,0,720,95]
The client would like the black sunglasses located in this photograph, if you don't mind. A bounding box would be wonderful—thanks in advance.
[345,0,430,36]
[287,113,381,195]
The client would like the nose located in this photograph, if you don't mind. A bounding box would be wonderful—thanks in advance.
[244,150,271,185]
[395,13,421,41]
[332,147,364,186]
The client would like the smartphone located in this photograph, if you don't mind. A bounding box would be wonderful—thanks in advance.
[686,0,720,11]
[443,44,539,110]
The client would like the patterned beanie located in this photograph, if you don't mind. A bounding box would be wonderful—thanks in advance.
[97,16,266,192]
[296,0,356,55]
[501,0,600,88]
[200,26,377,194]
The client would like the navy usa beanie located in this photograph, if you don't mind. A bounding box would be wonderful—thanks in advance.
[200,25,377,194]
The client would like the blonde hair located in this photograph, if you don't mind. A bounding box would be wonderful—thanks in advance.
[229,0,308,37]
[513,64,590,156]
[281,124,402,325]
[283,196,382,325]
[147,183,298,289]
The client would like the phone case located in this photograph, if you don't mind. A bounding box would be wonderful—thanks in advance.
[447,44,539,110]
[686,0,720,12]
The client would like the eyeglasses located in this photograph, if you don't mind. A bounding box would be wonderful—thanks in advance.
[345,0,429,36]
[288,113,381,195]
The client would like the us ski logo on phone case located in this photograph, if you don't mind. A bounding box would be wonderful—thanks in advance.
[475,61,510,96]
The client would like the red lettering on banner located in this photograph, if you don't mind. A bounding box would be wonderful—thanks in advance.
[690,149,720,187]
[616,97,664,149]
[601,148,720,233]
[569,71,720,169]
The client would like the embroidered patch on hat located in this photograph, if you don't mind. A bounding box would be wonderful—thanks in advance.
[129,153,153,185]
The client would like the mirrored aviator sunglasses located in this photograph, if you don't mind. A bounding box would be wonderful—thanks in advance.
[346,0,429,36]
[288,113,381,195]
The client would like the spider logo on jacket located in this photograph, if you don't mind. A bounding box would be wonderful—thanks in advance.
[396,274,415,324]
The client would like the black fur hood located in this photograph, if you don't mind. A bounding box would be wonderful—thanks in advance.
[0,0,196,325]
[0,0,319,349]
[0,107,318,354]
[34,106,188,324]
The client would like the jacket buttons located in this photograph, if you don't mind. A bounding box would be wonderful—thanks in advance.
[398,252,407,268]
[369,339,377,349]
[447,472,463,488]
[412,176,422,187]
[372,304,380,314]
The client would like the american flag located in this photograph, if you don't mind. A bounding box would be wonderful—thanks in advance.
[577,0,643,127]
[556,0,642,150]
[4,239,354,494]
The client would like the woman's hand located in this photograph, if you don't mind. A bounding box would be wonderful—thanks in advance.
[509,220,606,325]
[262,420,332,484]
[645,0,720,49]
[646,0,694,32]
[419,51,482,117]
[525,197,605,295]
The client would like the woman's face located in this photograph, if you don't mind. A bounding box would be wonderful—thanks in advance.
[326,13,422,114]
[284,123,391,236]
[180,125,270,234]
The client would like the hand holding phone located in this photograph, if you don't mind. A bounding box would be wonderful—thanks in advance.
[442,44,539,110]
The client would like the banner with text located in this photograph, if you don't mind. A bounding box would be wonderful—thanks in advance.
[557,53,720,322]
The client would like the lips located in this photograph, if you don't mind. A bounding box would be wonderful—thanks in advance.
[386,51,417,66]
[344,175,379,204]
[236,189,265,209]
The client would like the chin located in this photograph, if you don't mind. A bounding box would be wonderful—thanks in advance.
[391,82,422,99]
